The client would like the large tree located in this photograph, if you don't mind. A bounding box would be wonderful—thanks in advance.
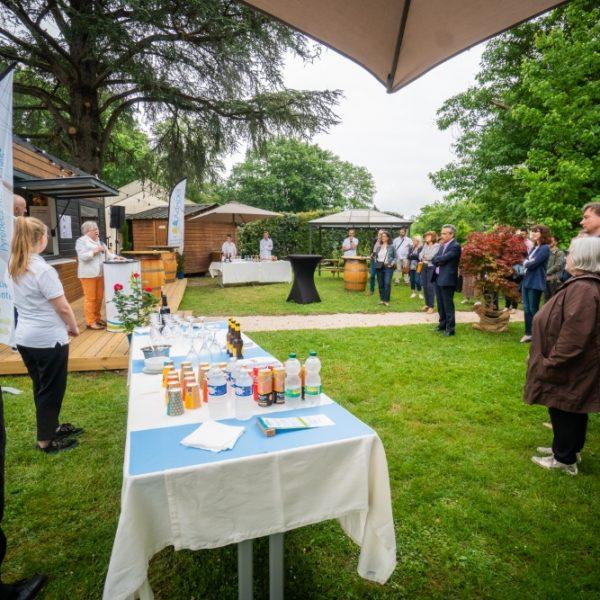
[224,137,376,212]
[429,0,600,240]
[0,0,340,185]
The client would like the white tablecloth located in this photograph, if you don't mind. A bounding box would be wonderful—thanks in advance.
[208,260,292,285]
[103,329,396,599]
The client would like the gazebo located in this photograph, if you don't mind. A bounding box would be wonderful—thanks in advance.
[307,208,412,255]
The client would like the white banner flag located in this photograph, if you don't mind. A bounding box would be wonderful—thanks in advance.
[0,67,14,346]
[167,178,187,253]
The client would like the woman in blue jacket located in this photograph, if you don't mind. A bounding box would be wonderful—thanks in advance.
[521,225,551,343]
[374,231,397,306]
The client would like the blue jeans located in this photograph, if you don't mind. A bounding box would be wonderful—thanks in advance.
[409,269,422,291]
[376,267,394,302]
[369,259,377,293]
[421,266,436,308]
[522,286,542,336]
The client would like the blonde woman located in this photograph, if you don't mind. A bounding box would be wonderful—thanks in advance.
[9,217,81,453]
[76,221,117,329]
[408,235,424,299]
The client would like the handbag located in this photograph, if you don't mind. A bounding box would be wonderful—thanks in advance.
[375,261,384,270]
[416,262,424,274]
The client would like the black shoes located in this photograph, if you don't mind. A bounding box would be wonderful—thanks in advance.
[1,573,48,599]
[444,331,455,337]
[37,437,78,454]
[55,423,84,438]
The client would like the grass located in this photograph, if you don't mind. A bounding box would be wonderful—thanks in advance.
[180,273,474,316]
[2,324,598,598]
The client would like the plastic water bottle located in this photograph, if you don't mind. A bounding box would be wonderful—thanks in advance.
[234,368,254,421]
[207,365,228,420]
[284,353,302,409]
[304,351,322,406]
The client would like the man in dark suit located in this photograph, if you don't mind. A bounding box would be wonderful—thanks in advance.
[432,224,462,336]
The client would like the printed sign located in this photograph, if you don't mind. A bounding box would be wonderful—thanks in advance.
[167,178,187,253]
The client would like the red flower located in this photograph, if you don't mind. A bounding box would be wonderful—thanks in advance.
[145,287,152,293]
[132,272,140,279]
[114,283,123,292]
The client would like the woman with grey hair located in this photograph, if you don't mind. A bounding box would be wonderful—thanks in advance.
[524,236,600,475]
[75,221,118,330]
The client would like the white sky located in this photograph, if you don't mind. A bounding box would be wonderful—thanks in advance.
[226,43,485,219]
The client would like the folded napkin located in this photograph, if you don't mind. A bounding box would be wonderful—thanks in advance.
[180,420,245,453]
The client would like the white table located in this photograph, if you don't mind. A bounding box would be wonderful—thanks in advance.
[103,324,396,599]
[208,260,292,285]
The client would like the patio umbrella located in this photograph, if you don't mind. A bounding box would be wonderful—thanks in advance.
[242,0,565,92]
[188,201,282,225]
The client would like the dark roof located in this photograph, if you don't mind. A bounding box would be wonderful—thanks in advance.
[128,204,215,220]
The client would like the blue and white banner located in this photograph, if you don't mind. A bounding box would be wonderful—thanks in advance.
[167,178,186,253]
[0,67,14,346]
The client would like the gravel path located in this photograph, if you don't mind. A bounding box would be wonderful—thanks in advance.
[213,309,524,332]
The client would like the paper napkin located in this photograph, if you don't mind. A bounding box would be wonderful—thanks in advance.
[180,420,245,452]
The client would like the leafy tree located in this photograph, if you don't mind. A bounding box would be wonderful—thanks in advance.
[0,0,340,185]
[429,0,600,240]
[224,137,375,212]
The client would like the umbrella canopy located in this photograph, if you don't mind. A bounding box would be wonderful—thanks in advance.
[242,0,564,92]
[188,201,282,225]
[309,209,411,229]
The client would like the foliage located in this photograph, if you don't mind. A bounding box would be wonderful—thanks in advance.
[111,272,156,334]
[224,138,375,212]
[460,227,527,309]
[176,252,186,275]
[3,326,600,598]
[429,0,600,241]
[0,1,340,184]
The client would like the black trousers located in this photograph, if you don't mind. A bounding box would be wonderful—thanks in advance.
[435,284,456,333]
[0,388,6,588]
[549,407,588,465]
[17,343,69,441]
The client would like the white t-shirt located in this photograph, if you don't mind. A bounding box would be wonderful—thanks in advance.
[221,241,237,258]
[259,238,273,259]
[342,237,359,257]
[393,236,411,260]
[12,254,68,348]
[377,245,388,263]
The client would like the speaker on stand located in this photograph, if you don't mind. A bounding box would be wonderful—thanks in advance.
[110,206,126,254]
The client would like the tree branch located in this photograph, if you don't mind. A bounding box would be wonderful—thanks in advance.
[13,82,71,131]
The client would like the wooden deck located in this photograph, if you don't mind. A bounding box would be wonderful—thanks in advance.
[0,278,188,375]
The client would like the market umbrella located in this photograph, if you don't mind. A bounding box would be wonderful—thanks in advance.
[242,0,564,92]
[188,201,282,225]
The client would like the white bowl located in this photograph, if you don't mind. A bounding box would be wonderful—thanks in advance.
[144,356,166,371]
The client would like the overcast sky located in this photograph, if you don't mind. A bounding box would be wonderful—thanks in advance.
[226,42,485,220]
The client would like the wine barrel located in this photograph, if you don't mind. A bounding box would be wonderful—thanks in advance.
[140,256,165,299]
[343,257,368,292]
[160,251,176,283]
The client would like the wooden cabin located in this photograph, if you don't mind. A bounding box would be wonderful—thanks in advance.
[12,136,118,302]
[129,205,237,274]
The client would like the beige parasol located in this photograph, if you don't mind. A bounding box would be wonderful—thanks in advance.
[188,201,282,225]
[242,0,565,92]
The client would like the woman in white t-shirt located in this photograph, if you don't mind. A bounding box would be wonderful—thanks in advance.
[9,217,82,453]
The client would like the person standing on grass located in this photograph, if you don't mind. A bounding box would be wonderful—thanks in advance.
[341,228,359,257]
[259,231,273,259]
[544,235,565,301]
[374,230,396,306]
[420,231,439,314]
[9,217,83,454]
[407,235,424,300]
[520,225,550,344]
[525,236,600,476]
[580,201,600,237]
[367,229,384,296]
[393,227,411,285]
[431,224,461,336]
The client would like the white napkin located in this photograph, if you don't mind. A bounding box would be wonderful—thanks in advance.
[180,420,245,452]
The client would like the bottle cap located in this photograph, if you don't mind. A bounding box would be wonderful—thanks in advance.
[289,352,297,358]
[309,351,317,356]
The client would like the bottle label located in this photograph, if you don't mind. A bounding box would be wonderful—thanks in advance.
[236,385,253,398]
[305,385,321,396]
[285,388,301,398]
[208,383,227,398]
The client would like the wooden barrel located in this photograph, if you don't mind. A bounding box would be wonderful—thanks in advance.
[343,257,368,292]
[160,251,176,283]
[140,256,165,299]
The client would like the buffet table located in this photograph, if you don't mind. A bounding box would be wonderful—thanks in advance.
[103,324,396,599]
[208,260,292,285]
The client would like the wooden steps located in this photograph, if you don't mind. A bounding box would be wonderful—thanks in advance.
[0,279,188,375]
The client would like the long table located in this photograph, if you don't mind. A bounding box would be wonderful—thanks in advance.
[208,260,292,285]
[103,323,396,599]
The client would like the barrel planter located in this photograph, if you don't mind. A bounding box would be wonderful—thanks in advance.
[121,251,165,299]
[343,256,368,292]
[160,251,177,283]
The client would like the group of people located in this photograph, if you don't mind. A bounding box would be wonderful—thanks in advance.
[221,231,274,261]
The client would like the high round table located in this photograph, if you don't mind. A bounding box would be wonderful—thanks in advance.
[286,254,322,304]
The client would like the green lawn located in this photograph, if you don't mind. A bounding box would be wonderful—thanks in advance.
[180,273,474,316]
[2,324,598,599]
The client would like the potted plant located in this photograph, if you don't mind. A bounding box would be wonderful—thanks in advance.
[112,272,157,341]
[176,252,185,279]
[460,227,527,333]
